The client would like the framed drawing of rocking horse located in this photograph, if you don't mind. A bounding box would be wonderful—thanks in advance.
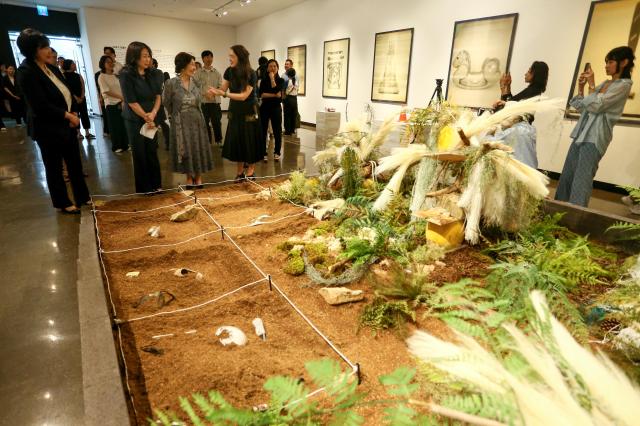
[445,13,519,109]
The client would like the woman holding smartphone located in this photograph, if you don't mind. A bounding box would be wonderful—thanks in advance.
[555,46,634,207]
[489,61,549,168]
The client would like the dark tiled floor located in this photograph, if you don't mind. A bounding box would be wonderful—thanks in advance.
[0,114,636,425]
[0,115,320,425]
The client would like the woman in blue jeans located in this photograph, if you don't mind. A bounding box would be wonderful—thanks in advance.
[556,46,634,207]
[120,41,163,193]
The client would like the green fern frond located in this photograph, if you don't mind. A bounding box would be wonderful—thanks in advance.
[607,221,640,241]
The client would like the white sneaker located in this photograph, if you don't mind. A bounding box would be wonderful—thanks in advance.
[115,148,123,153]
[622,195,634,207]
[0,128,7,132]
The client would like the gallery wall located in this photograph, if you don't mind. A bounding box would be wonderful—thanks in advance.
[236,0,640,187]
[78,7,236,113]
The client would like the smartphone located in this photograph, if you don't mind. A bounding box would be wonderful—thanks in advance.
[584,62,592,72]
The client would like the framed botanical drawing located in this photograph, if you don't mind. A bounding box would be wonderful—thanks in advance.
[287,44,307,96]
[323,38,350,99]
[567,0,640,124]
[371,28,414,104]
[261,49,275,61]
[445,13,519,109]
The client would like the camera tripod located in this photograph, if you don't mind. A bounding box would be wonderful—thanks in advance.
[429,79,444,107]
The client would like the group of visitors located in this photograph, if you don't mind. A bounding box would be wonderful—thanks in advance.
[8,25,636,216]
[491,46,635,209]
[11,26,297,213]
[0,62,27,131]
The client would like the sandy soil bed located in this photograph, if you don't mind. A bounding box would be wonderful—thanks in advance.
[95,180,493,424]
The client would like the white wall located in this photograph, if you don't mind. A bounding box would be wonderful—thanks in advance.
[78,7,236,112]
[236,0,640,187]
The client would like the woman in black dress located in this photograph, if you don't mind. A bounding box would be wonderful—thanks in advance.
[259,59,284,162]
[3,65,27,126]
[16,28,89,214]
[61,59,95,140]
[119,41,163,193]
[210,45,263,180]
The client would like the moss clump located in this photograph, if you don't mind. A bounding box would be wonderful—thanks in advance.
[277,240,301,252]
[410,243,445,264]
[283,254,305,276]
[305,243,328,265]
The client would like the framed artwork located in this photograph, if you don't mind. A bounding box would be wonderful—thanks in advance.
[287,44,307,96]
[261,49,275,61]
[322,38,350,99]
[371,28,414,104]
[445,13,519,109]
[567,0,640,124]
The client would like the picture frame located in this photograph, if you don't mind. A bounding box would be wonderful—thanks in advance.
[261,49,275,61]
[445,13,519,109]
[322,38,350,99]
[371,28,414,104]
[567,0,640,125]
[287,44,307,96]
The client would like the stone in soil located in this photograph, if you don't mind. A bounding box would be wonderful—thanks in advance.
[318,287,365,305]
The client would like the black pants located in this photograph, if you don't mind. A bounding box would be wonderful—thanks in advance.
[283,95,298,134]
[260,102,283,155]
[100,101,109,135]
[159,120,170,150]
[78,100,91,130]
[124,119,162,193]
[201,103,222,143]
[105,104,129,151]
[36,128,90,209]
[9,98,26,125]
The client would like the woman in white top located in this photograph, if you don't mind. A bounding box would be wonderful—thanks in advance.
[283,67,299,135]
[16,28,89,214]
[98,55,129,152]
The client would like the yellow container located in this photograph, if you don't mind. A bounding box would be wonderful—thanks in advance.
[426,220,464,249]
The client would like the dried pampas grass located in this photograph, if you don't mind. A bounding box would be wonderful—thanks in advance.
[407,291,640,426]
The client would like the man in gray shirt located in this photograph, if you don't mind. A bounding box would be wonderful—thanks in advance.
[195,50,222,144]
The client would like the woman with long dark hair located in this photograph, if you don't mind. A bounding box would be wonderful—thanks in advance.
[97,55,129,152]
[494,61,549,107]
[488,61,549,168]
[163,52,214,187]
[61,59,95,140]
[16,28,89,214]
[259,59,284,161]
[556,46,635,207]
[119,41,163,193]
[209,45,263,180]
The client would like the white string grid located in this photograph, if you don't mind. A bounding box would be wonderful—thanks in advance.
[91,173,359,423]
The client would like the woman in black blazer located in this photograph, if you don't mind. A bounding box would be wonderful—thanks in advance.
[3,65,26,126]
[16,28,89,214]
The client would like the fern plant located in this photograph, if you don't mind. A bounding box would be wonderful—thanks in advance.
[372,262,438,306]
[359,297,416,333]
[607,221,640,241]
[153,359,365,426]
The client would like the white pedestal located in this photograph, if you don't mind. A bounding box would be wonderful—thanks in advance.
[316,111,341,139]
